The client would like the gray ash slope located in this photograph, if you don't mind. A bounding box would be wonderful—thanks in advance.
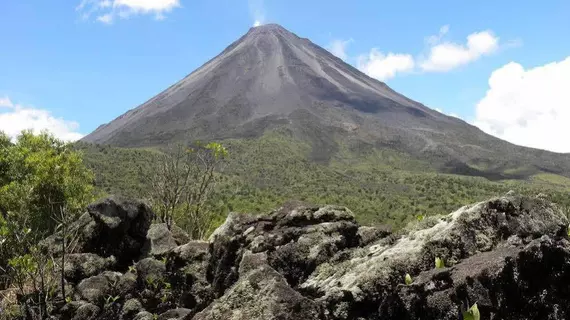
[82,24,570,178]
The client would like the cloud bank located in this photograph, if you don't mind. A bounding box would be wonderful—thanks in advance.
[0,97,83,141]
[357,49,415,81]
[339,25,504,81]
[474,56,570,153]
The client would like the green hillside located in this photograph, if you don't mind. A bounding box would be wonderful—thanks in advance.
[74,129,570,229]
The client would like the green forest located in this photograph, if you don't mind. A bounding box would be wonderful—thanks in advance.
[75,129,570,230]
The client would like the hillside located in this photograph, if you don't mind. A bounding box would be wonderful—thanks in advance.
[75,132,570,229]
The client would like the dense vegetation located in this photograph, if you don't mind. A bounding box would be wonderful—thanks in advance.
[75,129,570,230]
[0,131,95,303]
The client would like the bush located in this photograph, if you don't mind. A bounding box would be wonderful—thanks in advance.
[0,130,94,236]
[0,130,95,292]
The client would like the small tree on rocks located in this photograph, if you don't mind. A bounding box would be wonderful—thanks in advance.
[149,141,227,238]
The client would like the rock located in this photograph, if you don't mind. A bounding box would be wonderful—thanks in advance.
[72,302,100,320]
[193,263,320,320]
[32,195,570,320]
[299,193,569,319]
[121,298,144,320]
[171,225,191,245]
[166,241,213,311]
[133,311,155,320]
[142,223,178,257]
[42,197,154,269]
[76,271,122,305]
[86,197,155,267]
[59,301,89,319]
[157,308,192,320]
[169,241,209,264]
[64,253,116,283]
[136,258,166,283]
[116,270,138,297]
[357,225,391,246]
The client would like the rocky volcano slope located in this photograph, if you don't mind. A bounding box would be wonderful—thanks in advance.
[10,193,570,320]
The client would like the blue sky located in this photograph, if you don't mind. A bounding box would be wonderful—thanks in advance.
[1,0,569,151]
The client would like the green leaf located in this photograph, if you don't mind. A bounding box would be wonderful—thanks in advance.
[435,257,445,269]
[404,273,413,285]
[462,303,480,320]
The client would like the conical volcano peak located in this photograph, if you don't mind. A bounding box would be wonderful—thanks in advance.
[80,22,570,185]
[246,23,296,39]
[251,23,286,31]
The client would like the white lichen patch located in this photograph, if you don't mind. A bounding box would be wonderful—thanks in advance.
[300,200,489,296]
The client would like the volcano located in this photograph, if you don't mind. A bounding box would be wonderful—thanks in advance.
[82,24,570,179]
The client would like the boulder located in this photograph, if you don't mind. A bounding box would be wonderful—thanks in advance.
[193,258,320,320]
[116,270,138,297]
[42,197,155,268]
[76,271,122,305]
[136,258,166,284]
[72,302,100,320]
[157,308,192,320]
[86,197,155,267]
[299,193,569,319]
[133,311,155,320]
[167,241,213,310]
[171,225,191,245]
[142,223,178,257]
[64,253,116,283]
[120,298,144,320]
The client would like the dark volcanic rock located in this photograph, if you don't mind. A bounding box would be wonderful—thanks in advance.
[192,260,321,320]
[64,253,117,283]
[72,302,100,320]
[142,223,178,257]
[76,271,122,305]
[85,197,155,266]
[42,197,155,269]
[23,193,570,320]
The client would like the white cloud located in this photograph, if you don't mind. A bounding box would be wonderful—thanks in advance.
[97,13,113,24]
[327,39,353,61]
[249,0,265,27]
[77,0,180,23]
[0,97,83,142]
[473,56,570,153]
[357,49,415,81]
[353,25,505,81]
[420,29,499,72]
[0,96,14,108]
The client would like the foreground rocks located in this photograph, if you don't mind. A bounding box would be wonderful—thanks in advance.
[9,193,570,319]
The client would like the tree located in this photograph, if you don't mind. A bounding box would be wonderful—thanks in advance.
[0,130,94,295]
[149,141,227,238]
[0,130,94,237]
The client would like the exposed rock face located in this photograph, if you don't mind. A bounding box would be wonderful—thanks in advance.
[42,197,155,268]
[19,193,570,320]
